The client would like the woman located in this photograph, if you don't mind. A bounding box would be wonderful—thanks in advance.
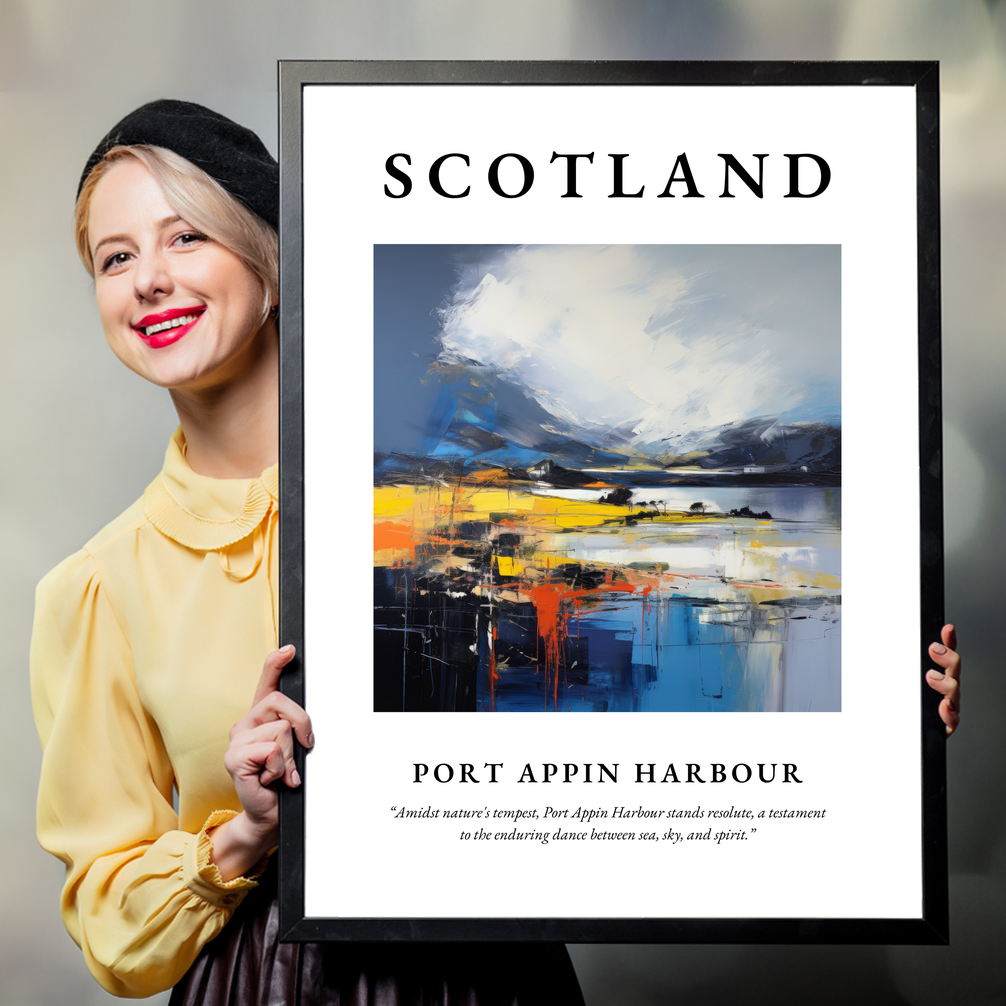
[31,100,586,1003]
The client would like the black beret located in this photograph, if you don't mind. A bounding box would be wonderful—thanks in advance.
[78,99,278,228]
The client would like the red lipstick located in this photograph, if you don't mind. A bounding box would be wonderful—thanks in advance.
[132,306,205,349]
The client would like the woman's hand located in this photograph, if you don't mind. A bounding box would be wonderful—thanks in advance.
[209,645,314,881]
[926,624,961,737]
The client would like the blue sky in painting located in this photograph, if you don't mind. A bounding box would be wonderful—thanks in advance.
[374,244,840,464]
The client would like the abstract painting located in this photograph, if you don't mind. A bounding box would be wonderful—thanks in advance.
[374,245,840,712]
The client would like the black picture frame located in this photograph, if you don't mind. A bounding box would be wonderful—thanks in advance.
[277,60,945,944]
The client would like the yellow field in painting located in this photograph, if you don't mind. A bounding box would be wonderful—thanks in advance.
[374,480,840,601]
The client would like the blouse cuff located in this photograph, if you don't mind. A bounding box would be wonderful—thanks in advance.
[183,810,269,909]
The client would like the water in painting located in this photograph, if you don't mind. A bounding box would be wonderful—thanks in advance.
[374,245,840,712]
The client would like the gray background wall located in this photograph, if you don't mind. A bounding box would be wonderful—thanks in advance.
[1,2,1003,1003]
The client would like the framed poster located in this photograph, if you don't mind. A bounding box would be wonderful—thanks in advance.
[277,61,946,943]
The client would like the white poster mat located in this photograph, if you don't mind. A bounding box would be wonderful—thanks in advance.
[300,84,919,920]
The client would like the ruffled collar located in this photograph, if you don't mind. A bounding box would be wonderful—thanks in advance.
[143,428,278,551]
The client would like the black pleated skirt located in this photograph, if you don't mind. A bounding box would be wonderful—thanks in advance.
[169,869,585,1006]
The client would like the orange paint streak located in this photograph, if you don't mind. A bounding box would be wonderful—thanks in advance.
[465,468,509,484]
[489,623,498,711]
[373,520,415,558]
[521,574,647,710]
[526,582,569,711]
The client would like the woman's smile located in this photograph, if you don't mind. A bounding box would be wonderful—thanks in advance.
[133,306,207,348]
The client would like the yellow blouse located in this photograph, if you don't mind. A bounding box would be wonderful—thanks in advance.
[31,428,279,998]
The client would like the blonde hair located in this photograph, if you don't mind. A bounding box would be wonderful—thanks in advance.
[75,145,278,322]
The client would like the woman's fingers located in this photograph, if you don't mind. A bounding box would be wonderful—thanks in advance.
[927,623,961,737]
[941,623,958,653]
[241,644,314,749]
[254,691,314,749]
[224,738,287,787]
[925,667,959,704]
[218,646,309,845]
[252,644,297,707]
[223,645,311,813]
[926,668,960,736]
[941,698,960,737]
[230,719,302,788]
[928,634,961,683]
[232,689,314,750]
[258,742,289,787]
[925,680,960,736]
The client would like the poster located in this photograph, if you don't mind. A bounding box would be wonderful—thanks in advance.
[278,62,945,942]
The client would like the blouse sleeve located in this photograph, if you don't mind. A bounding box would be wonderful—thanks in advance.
[31,549,262,998]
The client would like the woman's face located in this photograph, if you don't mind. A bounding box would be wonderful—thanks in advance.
[87,158,270,393]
